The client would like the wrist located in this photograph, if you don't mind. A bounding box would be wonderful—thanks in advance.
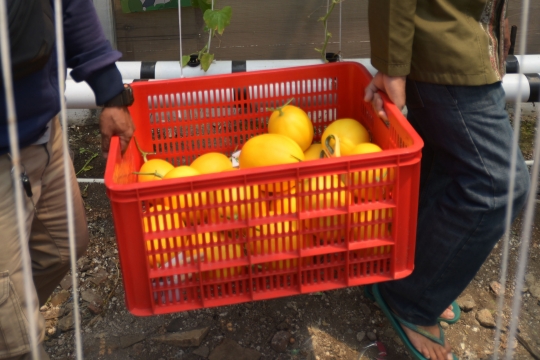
[103,84,134,108]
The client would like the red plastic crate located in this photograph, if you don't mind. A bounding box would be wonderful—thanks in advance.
[104,62,423,316]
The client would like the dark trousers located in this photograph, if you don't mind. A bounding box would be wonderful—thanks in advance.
[379,80,530,326]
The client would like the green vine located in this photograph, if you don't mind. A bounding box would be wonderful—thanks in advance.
[314,0,343,62]
[182,0,232,72]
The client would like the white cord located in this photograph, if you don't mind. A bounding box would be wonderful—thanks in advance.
[502,0,540,360]
[338,0,342,60]
[325,0,330,46]
[207,0,214,56]
[53,0,83,358]
[493,21,528,360]
[178,0,184,78]
[0,1,40,358]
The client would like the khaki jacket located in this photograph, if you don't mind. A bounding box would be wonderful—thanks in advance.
[368,0,507,85]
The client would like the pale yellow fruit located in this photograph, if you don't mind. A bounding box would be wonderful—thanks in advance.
[321,118,370,156]
[143,205,183,268]
[303,143,324,161]
[162,166,206,224]
[268,105,314,151]
[249,213,298,270]
[137,159,174,182]
[190,152,233,174]
[349,143,388,202]
[239,134,304,192]
[207,185,267,223]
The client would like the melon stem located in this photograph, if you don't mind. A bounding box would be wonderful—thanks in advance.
[132,171,164,179]
[290,155,303,162]
[323,134,341,158]
[134,136,156,163]
[266,97,295,117]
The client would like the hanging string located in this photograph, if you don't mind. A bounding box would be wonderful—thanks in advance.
[53,0,84,358]
[0,1,40,358]
[325,0,330,48]
[493,0,531,357]
[338,0,342,60]
[505,101,540,360]
[207,0,215,55]
[178,0,184,78]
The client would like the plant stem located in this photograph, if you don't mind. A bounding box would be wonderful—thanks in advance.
[317,0,342,62]
[134,136,156,162]
[266,97,295,116]
[132,171,164,179]
[76,153,98,176]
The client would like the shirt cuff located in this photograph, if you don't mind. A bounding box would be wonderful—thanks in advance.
[85,64,124,106]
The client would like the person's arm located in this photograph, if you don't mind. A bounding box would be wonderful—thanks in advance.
[62,0,134,158]
[364,0,417,119]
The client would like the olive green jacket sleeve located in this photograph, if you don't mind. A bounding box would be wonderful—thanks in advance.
[368,0,417,77]
[368,0,508,86]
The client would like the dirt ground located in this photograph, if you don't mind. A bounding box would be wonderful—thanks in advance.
[40,105,540,360]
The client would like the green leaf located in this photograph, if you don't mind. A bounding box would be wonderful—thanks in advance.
[83,165,93,172]
[203,6,232,35]
[200,53,214,71]
[127,0,143,12]
[192,0,212,13]
[181,55,191,68]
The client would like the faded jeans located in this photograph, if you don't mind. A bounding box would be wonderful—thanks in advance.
[379,80,530,326]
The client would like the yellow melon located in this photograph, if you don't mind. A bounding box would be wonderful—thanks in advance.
[190,152,233,174]
[321,119,370,156]
[239,134,304,192]
[303,143,324,161]
[268,104,314,151]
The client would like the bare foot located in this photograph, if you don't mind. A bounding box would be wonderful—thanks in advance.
[401,323,454,360]
[440,304,455,321]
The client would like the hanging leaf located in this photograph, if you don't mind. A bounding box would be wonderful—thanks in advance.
[181,55,191,67]
[191,0,212,13]
[200,53,214,72]
[203,6,232,35]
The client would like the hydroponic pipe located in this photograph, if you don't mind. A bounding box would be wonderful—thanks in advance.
[65,72,540,108]
[66,56,540,81]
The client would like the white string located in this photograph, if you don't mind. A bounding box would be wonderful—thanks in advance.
[494,0,540,360]
[0,1,40,358]
[338,0,342,60]
[505,105,540,359]
[493,0,531,357]
[207,0,214,56]
[178,0,184,78]
[53,0,83,358]
[325,0,330,47]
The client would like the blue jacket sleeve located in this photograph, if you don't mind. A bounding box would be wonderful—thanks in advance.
[61,0,123,105]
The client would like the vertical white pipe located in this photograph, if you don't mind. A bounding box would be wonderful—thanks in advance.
[52,0,83,358]
[0,1,40,358]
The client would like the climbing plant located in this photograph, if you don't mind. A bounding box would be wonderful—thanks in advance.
[182,0,232,71]
[315,0,343,62]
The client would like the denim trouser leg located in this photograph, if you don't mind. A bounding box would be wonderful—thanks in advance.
[379,80,530,326]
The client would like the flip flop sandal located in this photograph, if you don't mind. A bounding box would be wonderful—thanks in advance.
[370,284,458,360]
[363,285,461,324]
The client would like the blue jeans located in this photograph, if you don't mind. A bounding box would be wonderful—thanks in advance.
[379,80,530,326]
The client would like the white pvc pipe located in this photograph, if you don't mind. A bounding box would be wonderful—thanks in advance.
[520,54,540,73]
[502,73,531,102]
[66,55,540,80]
[155,60,233,79]
[77,178,105,183]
